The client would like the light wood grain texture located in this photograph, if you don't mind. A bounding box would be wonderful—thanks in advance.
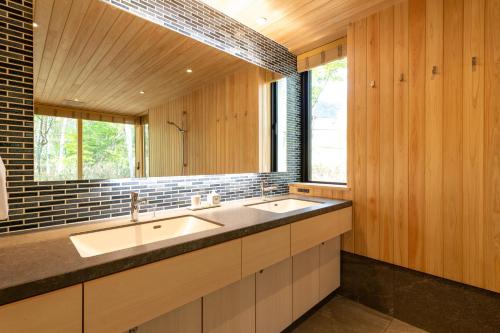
[424,0,444,277]
[148,65,268,176]
[407,0,426,272]
[200,0,401,54]
[34,0,252,115]
[484,0,500,292]
[319,237,341,299]
[203,274,255,333]
[0,285,82,333]
[463,0,485,288]
[291,0,500,294]
[393,0,409,268]
[443,0,464,283]
[292,246,320,320]
[366,12,381,260]
[379,7,395,264]
[242,225,291,277]
[84,240,241,333]
[291,207,353,256]
[137,299,201,333]
[255,258,293,333]
[353,18,368,256]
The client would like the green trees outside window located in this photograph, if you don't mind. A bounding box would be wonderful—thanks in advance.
[34,115,137,181]
[309,58,348,184]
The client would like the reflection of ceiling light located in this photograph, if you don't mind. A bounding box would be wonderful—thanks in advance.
[256,17,267,25]
[139,90,145,94]
[33,22,38,28]
[186,69,193,73]
[74,98,79,102]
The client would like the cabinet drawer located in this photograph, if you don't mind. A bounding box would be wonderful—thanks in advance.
[84,239,241,333]
[291,207,352,255]
[242,225,290,276]
[0,285,82,333]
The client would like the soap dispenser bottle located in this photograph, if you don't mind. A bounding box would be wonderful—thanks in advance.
[207,190,221,206]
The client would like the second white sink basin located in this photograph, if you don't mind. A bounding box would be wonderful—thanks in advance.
[247,198,321,214]
[70,216,221,258]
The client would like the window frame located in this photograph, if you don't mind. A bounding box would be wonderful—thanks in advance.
[34,112,147,181]
[301,66,348,186]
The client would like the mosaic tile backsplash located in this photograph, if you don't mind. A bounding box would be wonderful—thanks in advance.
[0,0,302,234]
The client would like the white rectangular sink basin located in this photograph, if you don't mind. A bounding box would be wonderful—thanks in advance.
[247,199,321,214]
[70,216,221,258]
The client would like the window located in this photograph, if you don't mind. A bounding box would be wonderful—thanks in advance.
[34,114,141,181]
[271,78,287,172]
[83,120,136,179]
[303,58,348,184]
[34,115,78,181]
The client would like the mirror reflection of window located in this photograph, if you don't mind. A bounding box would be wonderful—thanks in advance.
[271,77,288,172]
[34,115,78,181]
[34,114,141,181]
[82,120,136,180]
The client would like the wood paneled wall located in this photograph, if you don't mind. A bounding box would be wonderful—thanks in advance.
[292,0,500,293]
[149,64,270,176]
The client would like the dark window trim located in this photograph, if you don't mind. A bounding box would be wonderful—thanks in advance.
[301,69,347,186]
[270,81,278,172]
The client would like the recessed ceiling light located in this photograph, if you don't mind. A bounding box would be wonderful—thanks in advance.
[32,22,38,28]
[256,17,267,25]
[186,69,193,73]
[139,90,145,94]
[73,98,79,102]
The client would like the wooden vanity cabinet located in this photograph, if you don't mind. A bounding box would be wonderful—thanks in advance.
[291,206,352,255]
[292,245,320,320]
[203,274,256,333]
[135,299,202,333]
[242,225,290,276]
[84,239,241,333]
[319,237,341,299]
[0,285,82,333]
[255,258,293,333]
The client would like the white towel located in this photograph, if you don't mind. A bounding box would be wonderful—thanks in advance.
[0,156,8,220]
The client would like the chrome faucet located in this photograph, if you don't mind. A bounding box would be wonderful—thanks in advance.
[261,182,278,201]
[130,192,147,222]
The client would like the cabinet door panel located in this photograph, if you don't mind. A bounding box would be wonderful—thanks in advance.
[0,285,82,333]
[242,225,290,276]
[256,258,292,333]
[291,207,352,255]
[136,299,201,333]
[84,240,241,333]
[203,274,256,333]
[292,246,320,320]
[319,237,341,300]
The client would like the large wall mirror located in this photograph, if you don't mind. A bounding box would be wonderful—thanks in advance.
[33,0,288,181]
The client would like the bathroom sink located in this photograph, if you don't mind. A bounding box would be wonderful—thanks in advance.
[247,198,322,214]
[70,216,222,258]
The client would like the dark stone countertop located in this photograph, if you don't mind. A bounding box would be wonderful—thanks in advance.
[0,194,352,306]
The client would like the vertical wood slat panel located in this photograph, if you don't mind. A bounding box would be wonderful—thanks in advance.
[379,7,395,263]
[341,23,356,253]
[408,0,427,272]
[353,18,368,256]
[393,0,409,268]
[463,0,485,288]
[334,0,498,293]
[424,0,444,277]
[484,0,500,292]
[442,0,464,282]
[366,13,381,259]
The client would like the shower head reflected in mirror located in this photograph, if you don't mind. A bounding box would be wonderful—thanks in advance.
[167,121,187,133]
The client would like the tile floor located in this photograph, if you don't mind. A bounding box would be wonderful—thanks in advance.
[292,296,428,333]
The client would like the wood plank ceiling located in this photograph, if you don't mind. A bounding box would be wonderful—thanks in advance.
[33,0,250,115]
[200,0,402,55]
